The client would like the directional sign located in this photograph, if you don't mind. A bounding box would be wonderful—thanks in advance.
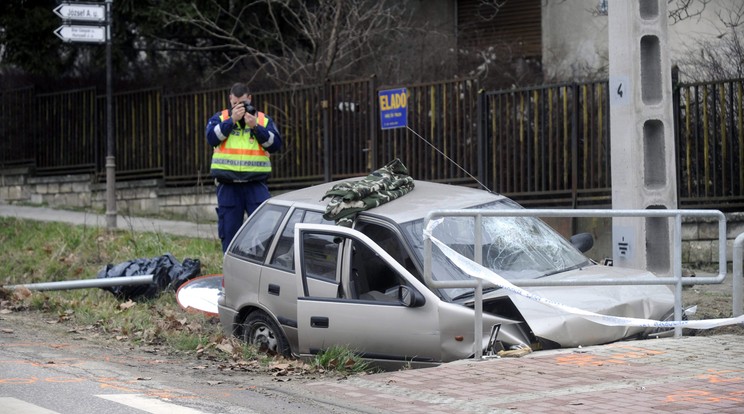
[54,25,106,43]
[53,3,106,22]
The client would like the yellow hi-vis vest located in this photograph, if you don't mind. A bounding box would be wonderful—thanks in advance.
[210,110,271,176]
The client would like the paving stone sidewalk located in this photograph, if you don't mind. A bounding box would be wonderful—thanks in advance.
[295,335,744,413]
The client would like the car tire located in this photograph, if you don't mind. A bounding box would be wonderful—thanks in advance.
[242,311,291,357]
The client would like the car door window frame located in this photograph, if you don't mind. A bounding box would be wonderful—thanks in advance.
[268,208,334,272]
[295,223,424,305]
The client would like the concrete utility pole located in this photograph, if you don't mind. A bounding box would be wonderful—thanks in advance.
[608,0,678,275]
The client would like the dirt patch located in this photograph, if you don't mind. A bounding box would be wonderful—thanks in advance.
[681,269,744,336]
[0,309,335,390]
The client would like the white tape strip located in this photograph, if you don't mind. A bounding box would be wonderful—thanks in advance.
[424,220,744,330]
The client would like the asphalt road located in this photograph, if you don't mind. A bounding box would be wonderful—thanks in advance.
[0,313,364,414]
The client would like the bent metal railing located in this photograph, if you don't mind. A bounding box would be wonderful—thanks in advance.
[423,208,727,360]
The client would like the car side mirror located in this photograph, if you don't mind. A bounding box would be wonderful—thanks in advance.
[570,232,594,253]
[398,285,426,308]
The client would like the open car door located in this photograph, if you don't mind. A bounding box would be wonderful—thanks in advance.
[294,223,441,364]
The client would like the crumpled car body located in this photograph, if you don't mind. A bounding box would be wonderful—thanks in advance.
[476,266,675,349]
[217,179,675,366]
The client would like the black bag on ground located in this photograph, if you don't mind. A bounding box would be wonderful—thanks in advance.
[96,253,201,300]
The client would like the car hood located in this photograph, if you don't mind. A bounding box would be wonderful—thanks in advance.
[480,265,675,347]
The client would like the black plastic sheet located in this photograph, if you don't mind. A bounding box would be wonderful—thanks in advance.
[96,253,201,300]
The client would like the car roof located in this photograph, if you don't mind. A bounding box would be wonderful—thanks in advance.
[270,179,505,224]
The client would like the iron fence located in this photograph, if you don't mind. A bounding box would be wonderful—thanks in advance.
[381,79,480,184]
[0,86,36,168]
[1,76,743,211]
[480,81,611,207]
[675,78,744,209]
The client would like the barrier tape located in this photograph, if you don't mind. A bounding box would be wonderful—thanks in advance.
[424,219,744,329]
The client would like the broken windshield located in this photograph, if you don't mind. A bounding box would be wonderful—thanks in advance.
[401,199,591,301]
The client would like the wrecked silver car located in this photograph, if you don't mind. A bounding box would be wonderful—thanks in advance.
[217,180,675,366]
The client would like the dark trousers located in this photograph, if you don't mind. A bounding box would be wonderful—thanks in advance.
[216,181,270,252]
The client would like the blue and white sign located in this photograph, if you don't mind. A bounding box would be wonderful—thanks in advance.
[378,88,408,130]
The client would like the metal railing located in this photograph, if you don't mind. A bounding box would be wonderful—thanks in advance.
[423,208,727,360]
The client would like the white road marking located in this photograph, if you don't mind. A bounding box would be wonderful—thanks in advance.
[96,394,209,414]
[0,397,61,414]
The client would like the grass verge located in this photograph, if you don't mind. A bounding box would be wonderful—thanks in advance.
[0,216,366,377]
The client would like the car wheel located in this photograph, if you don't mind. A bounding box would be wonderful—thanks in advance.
[242,311,290,357]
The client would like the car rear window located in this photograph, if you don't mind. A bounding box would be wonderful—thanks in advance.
[229,204,288,262]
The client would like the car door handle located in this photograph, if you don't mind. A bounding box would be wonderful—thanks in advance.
[310,316,329,328]
[268,284,280,296]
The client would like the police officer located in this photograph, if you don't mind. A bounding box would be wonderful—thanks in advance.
[206,82,282,252]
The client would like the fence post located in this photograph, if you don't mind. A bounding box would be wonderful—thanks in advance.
[477,87,486,190]
[571,83,579,234]
[671,66,682,205]
[323,80,331,182]
[369,75,377,172]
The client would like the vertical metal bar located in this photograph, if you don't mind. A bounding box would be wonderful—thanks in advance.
[718,83,725,195]
[532,89,539,191]
[548,88,554,191]
[571,83,579,210]
[734,232,744,317]
[477,89,485,188]
[703,86,711,196]
[672,67,681,202]
[323,81,331,182]
[510,92,516,192]
[597,83,604,187]
[674,213,683,338]
[518,92,524,191]
[369,76,377,173]
[739,81,744,196]
[685,87,692,198]
[728,81,735,196]
[541,88,547,190]
[583,84,589,190]
[105,0,116,229]
[474,213,483,360]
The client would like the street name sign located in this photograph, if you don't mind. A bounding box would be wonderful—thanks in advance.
[54,25,106,43]
[53,3,106,22]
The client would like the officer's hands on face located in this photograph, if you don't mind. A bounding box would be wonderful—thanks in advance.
[230,95,257,128]
[230,98,245,123]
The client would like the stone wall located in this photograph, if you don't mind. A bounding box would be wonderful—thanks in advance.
[0,167,216,222]
[2,167,742,268]
[683,214,744,269]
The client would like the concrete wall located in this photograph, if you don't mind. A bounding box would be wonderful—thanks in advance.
[2,167,741,269]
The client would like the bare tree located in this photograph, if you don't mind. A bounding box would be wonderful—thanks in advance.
[676,1,744,81]
[668,0,712,23]
[160,0,413,87]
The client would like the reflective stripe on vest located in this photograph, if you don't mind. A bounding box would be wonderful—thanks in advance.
[211,111,271,173]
